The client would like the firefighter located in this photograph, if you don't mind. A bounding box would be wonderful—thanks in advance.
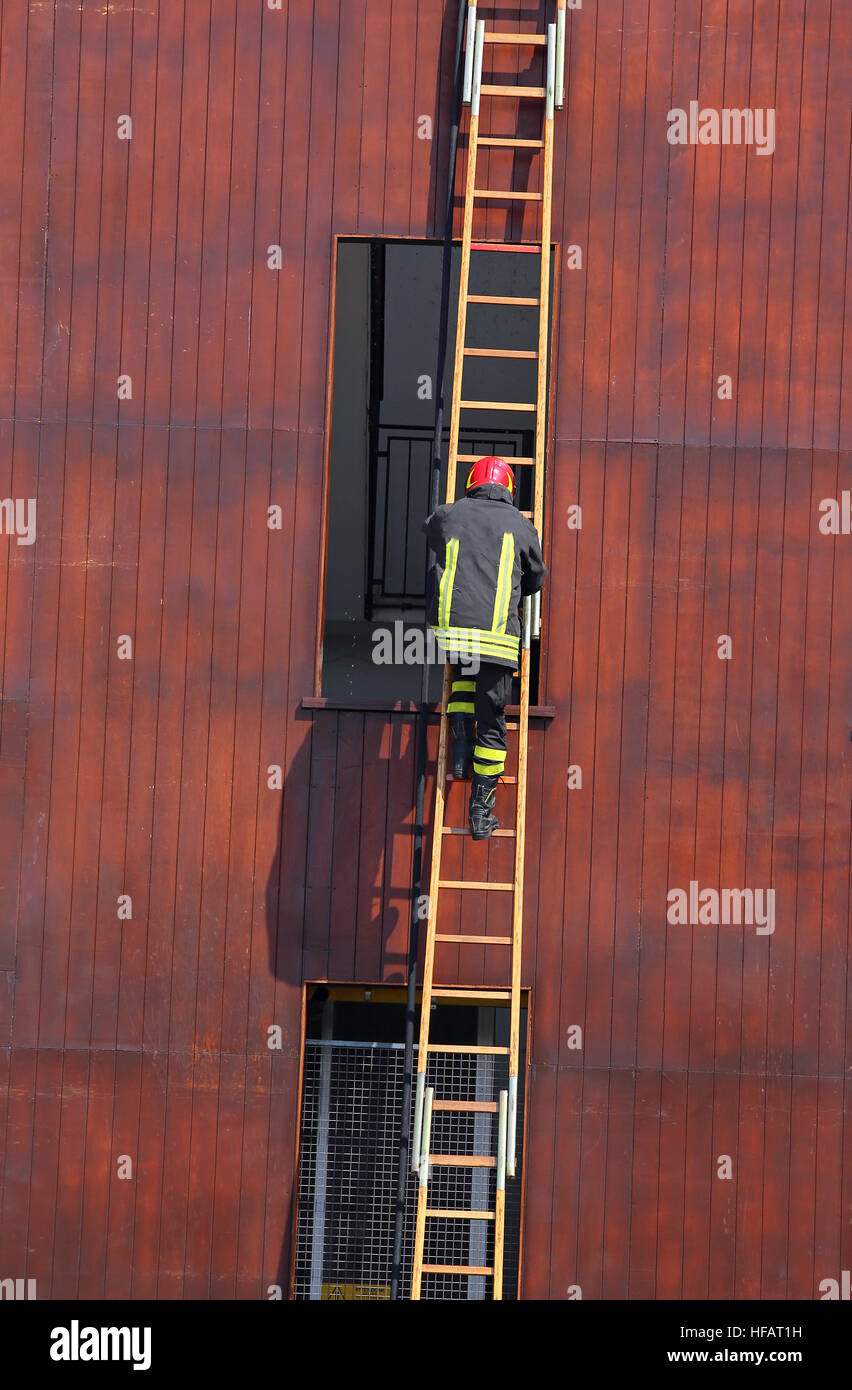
[422,456,546,840]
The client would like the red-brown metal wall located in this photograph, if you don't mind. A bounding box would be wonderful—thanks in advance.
[0,0,849,1299]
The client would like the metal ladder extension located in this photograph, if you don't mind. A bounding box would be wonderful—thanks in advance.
[410,2,565,1301]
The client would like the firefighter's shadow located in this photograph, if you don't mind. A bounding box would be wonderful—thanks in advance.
[263,708,415,986]
[264,707,417,1297]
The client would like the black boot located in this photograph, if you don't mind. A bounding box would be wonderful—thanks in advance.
[469,771,499,840]
[449,714,475,780]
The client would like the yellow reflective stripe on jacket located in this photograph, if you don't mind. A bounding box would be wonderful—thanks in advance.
[431,625,520,662]
[438,537,459,628]
[491,532,515,635]
[433,625,519,654]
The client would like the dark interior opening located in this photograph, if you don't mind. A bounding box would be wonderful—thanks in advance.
[321,236,552,704]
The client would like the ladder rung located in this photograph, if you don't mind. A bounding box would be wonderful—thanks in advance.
[456,453,535,464]
[426,1208,495,1219]
[467,295,539,306]
[435,934,512,944]
[483,32,547,46]
[464,347,537,359]
[438,879,514,891]
[421,1264,494,1275]
[478,137,544,148]
[480,84,546,98]
[429,1154,498,1166]
[460,400,536,412]
[431,988,512,1001]
[470,240,542,252]
[442,825,515,836]
[426,1044,510,1056]
[432,1100,499,1113]
[474,189,543,202]
[446,773,517,783]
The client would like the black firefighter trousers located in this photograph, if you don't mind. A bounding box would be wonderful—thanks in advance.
[447,659,513,778]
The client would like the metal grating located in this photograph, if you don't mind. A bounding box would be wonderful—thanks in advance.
[293,1041,524,1300]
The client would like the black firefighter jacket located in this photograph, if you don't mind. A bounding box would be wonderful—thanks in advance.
[422,482,547,669]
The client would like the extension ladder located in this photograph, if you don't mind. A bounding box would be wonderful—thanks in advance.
[410,2,565,1301]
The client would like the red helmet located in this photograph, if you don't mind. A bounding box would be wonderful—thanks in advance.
[465,455,515,496]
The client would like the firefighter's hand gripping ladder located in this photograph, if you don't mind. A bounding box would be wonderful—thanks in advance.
[410,3,565,1301]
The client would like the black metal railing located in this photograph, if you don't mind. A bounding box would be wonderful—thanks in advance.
[366,426,534,616]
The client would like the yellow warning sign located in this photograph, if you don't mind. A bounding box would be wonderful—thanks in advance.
[321,1282,390,1301]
